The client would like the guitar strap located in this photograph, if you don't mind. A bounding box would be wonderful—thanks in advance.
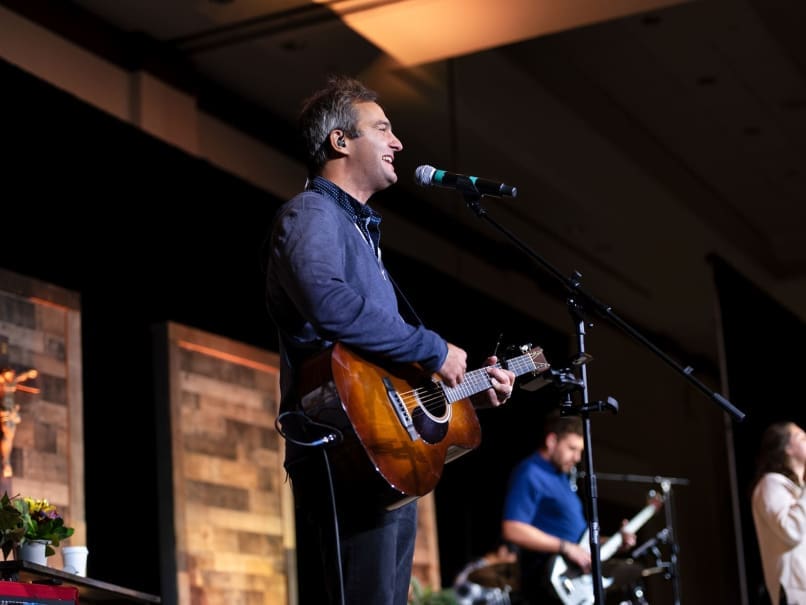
[387,272,425,327]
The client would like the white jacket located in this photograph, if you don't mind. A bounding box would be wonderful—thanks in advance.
[752,473,806,605]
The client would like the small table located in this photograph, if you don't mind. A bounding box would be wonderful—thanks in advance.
[0,560,161,603]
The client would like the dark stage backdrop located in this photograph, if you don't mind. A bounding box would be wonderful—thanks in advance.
[0,58,569,595]
[712,256,806,605]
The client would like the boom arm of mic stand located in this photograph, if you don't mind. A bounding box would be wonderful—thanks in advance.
[461,193,745,422]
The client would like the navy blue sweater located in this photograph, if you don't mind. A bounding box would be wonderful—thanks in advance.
[266,181,449,410]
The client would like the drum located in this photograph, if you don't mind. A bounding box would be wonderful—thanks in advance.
[454,549,519,604]
[454,581,512,605]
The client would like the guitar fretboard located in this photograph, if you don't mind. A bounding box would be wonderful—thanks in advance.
[599,500,661,561]
[442,349,547,403]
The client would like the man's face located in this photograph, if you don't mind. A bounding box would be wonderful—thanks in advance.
[349,101,403,194]
[547,432,584,474]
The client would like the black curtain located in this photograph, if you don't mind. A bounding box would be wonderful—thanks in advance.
[712,255,806,605]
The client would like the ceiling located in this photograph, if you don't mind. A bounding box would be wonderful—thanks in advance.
[4,0,806,364]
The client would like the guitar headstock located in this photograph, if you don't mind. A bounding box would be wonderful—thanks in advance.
[524,345,550,374]
[502,343,550,375]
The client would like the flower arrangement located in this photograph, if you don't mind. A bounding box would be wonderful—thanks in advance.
[15,495,74,557]
[0,492,74,558]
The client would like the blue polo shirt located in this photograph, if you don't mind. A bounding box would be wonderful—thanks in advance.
[502,452,587,543]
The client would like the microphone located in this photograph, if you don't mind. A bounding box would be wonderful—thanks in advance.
[414,164,517,198]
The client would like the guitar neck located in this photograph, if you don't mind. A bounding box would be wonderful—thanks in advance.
[599,501,660,561]
[441,351,544,403]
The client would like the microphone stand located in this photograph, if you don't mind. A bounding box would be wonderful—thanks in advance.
[459,191,745,605]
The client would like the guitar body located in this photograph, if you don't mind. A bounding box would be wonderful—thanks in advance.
[334,344,482,498]
[548,554,614,605]
[297,342,548,509]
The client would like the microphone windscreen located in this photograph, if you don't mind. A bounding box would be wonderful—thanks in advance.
[413,164,436,187]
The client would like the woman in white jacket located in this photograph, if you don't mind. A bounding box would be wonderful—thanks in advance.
[752,422,806,605]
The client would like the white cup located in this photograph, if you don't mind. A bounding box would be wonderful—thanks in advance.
[62,545,89,577]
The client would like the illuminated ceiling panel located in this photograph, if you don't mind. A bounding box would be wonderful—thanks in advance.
[320,0,690,66]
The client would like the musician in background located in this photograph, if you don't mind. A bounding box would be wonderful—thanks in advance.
[751,421,806,605]
[265,75,516,605]
[501,411,635,604]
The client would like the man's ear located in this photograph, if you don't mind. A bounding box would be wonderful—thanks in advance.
[330,130,347,152]
[545,433,557,452]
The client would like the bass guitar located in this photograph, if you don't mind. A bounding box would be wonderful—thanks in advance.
[297,342,549,509]
[549,491,664,605]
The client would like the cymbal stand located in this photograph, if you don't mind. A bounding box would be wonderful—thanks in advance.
[597,472,687,605]
[659,478,682,605]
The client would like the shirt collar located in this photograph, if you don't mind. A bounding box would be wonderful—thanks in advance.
[307,176,380,222]
[307,176,382,254]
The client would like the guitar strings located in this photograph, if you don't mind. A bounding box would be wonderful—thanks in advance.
[395,355,541,415]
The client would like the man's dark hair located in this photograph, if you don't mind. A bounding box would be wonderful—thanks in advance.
[298,75,379,174]
[543,410,583,440]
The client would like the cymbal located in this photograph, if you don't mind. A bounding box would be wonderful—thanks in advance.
[466,562,519,589]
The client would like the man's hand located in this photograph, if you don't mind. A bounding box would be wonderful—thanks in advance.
[479,355,516,407]
[437,343,467,387]
[562,540,592,573]
[618,519,637,552]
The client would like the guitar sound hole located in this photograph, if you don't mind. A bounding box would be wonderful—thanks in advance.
[412,381,449,444]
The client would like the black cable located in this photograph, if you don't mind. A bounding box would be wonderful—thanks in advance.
[275,410,342,448]
[275,410,345,603]
[321,449,346,605]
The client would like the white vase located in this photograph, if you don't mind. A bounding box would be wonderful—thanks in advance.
[18,539,50,565]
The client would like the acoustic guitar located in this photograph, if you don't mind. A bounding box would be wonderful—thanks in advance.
[297,342,549,509]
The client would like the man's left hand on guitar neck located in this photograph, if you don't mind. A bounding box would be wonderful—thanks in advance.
[616,518,638,553]
[472,355,516,408]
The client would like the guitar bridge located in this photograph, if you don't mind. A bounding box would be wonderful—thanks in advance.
[383,377,419,441]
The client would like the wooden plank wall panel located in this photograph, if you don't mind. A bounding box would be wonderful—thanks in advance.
[161,323,290,605]
[0,268,85,567]
[413,493,442,591]
[159,322,444,603]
